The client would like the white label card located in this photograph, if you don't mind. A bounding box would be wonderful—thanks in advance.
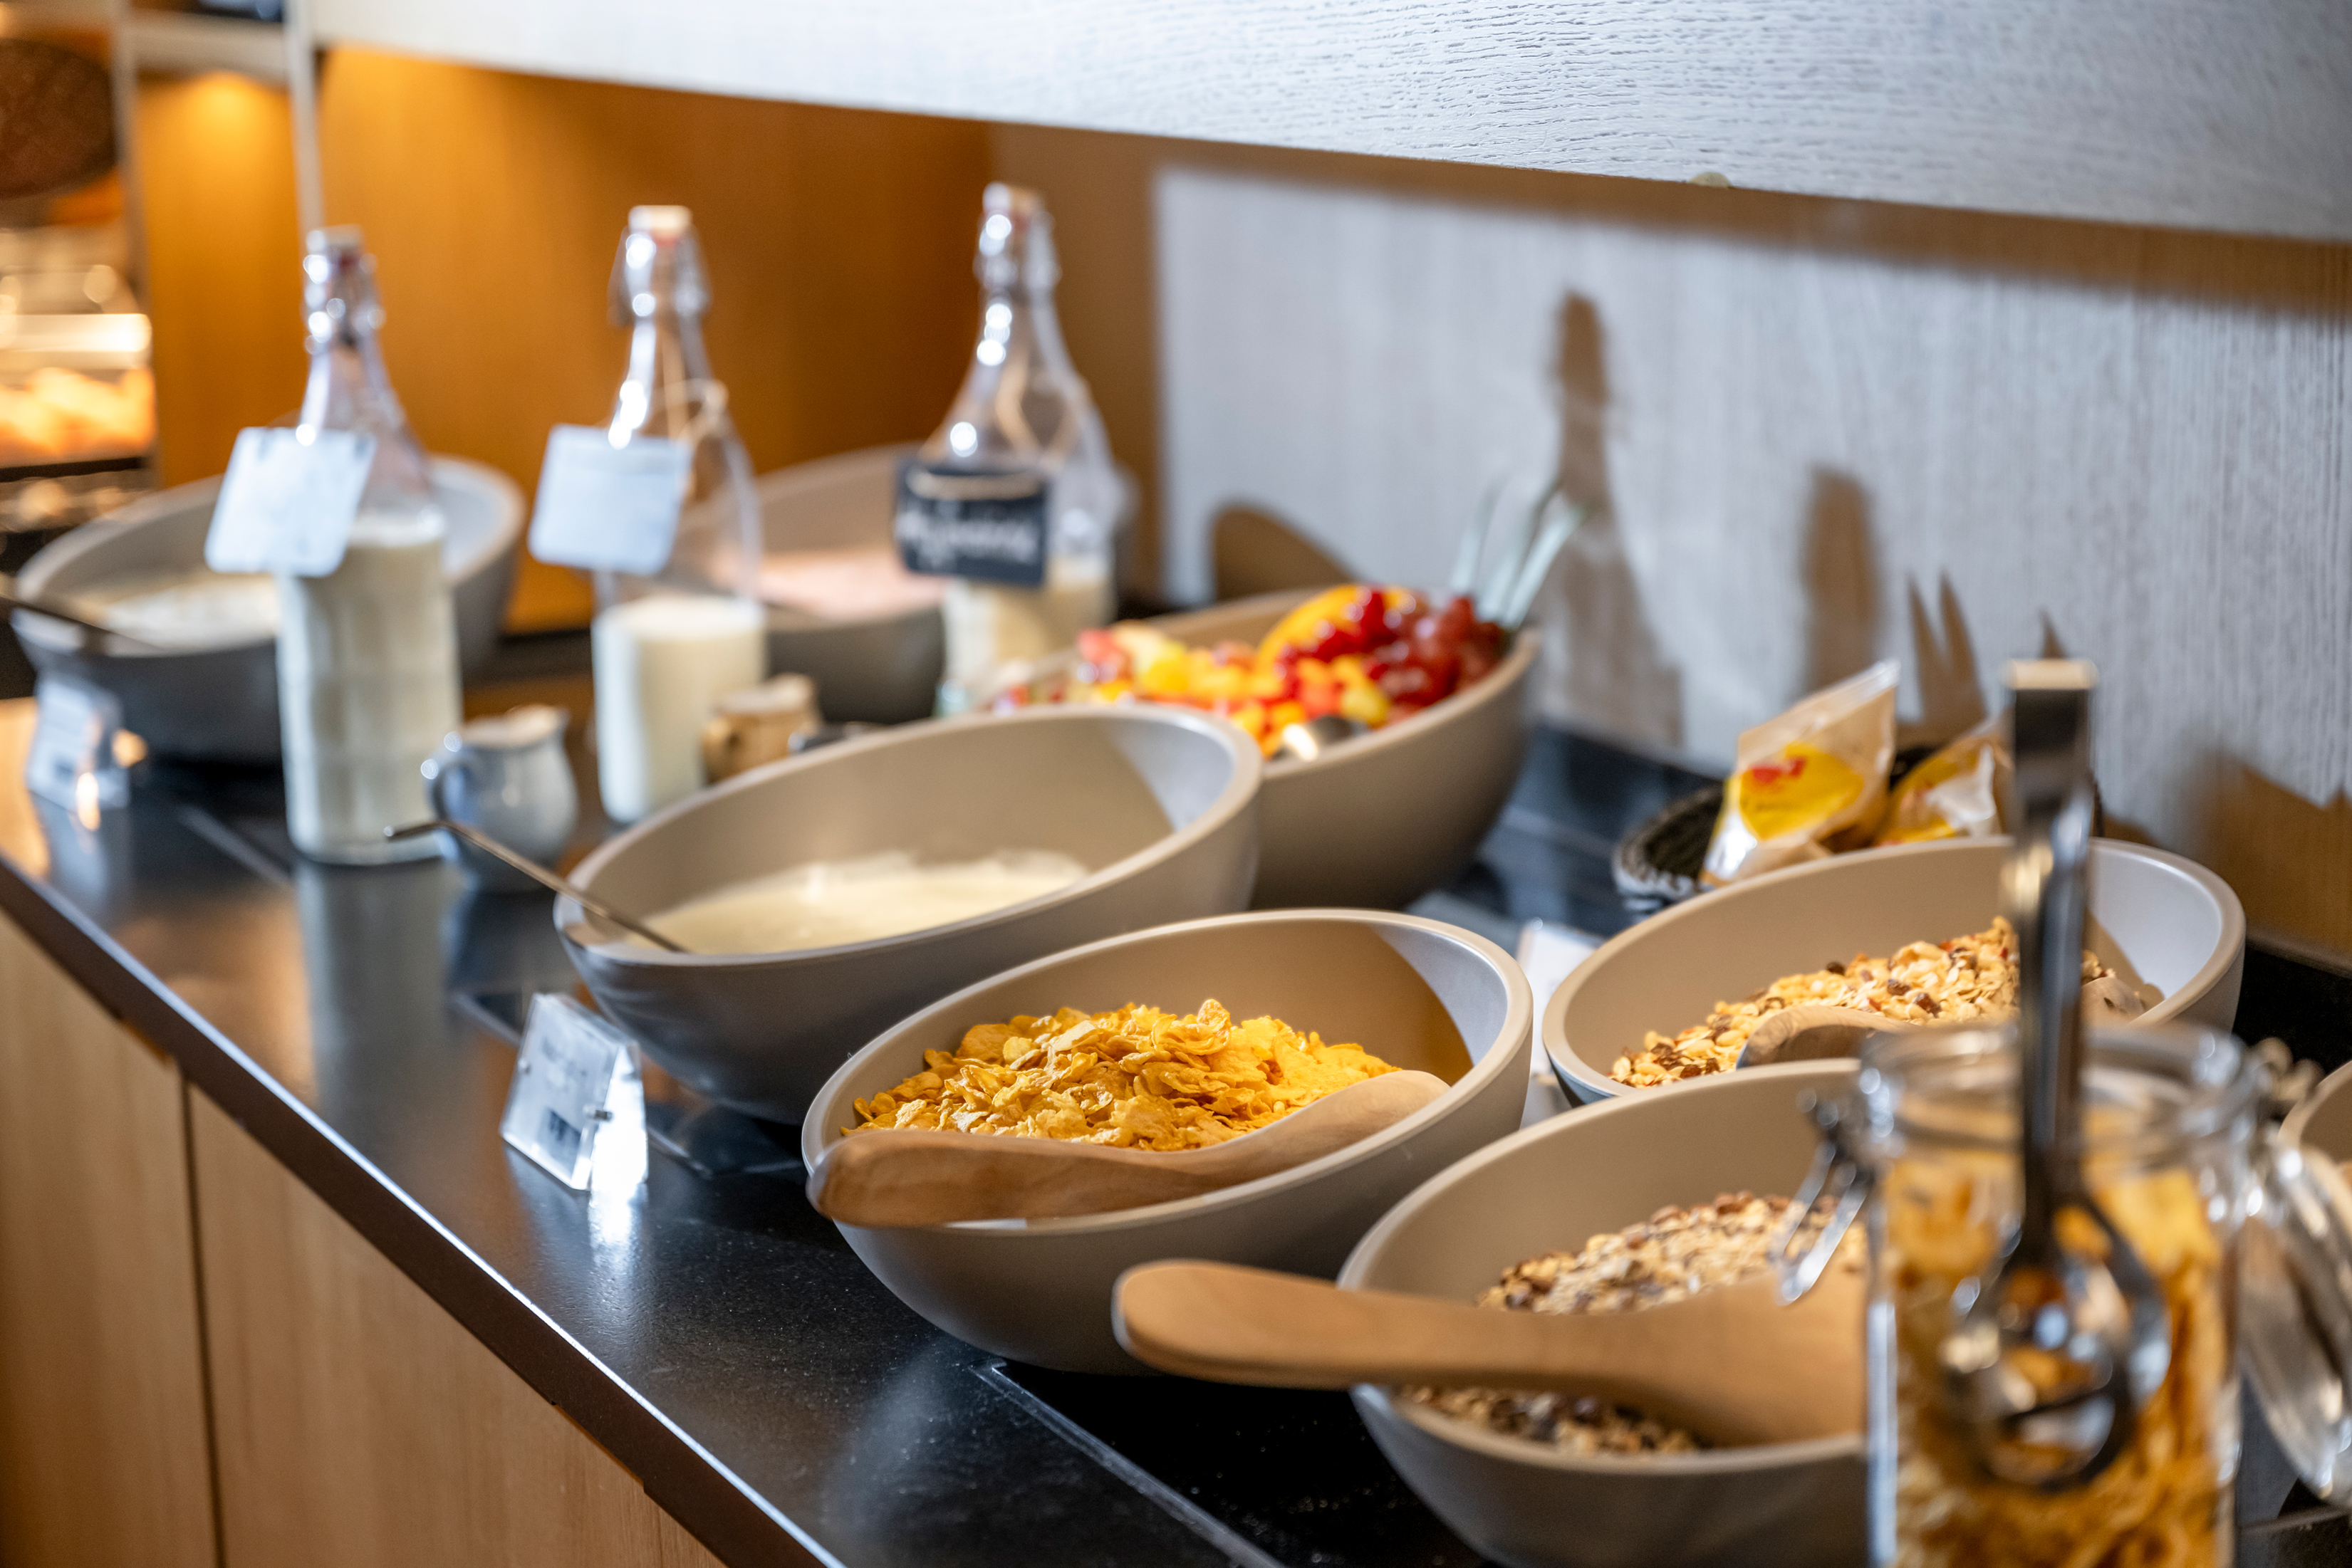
[528,426,690,575]
[24,674,128,813]
[501,994,642,1191]
[205,427,377,577]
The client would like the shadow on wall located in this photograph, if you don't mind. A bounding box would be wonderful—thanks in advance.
[1536,294,1682,751]
[1212,504,1353,601]
[1903,574,1989,750]
[1802,468,1882,694]
[2197,755,2352,958]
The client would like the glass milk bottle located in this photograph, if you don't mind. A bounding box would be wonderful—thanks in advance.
[277,227,462,864]
[901,184,1125,715]
[588,205,767,823]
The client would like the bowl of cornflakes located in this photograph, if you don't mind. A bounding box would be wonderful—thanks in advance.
[1014,587,1539,909]
[1341,1061,1866,1568]
[800,908,1534,1373]
[1545,836,2244,1104]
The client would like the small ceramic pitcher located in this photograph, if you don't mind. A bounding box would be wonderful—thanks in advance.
[421,705,578,892]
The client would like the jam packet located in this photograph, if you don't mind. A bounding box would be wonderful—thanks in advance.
[1702,661,1898,885]
[1873,713,2009,845]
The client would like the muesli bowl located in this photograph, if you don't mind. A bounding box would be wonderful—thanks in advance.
[557,705,1260,1122]
[1341,1062,1864,1568]
[1019,588,1539,910]
[801,909,1534,1374]
[1546,837,2244,1104]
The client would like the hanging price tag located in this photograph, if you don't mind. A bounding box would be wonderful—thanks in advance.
[500,994,643,1191]
[528,426,691,576]
[24,674,129,814]
[893,461,1050,585]
[204,427,377,577]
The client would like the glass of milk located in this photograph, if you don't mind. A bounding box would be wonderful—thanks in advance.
[588,206,769,823]
[276,228,462,865]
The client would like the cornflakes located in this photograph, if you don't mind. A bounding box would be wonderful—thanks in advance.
[850,998,1398,1149]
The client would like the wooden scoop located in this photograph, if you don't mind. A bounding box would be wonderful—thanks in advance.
[1734,975,2151,1069]
[1114,1258,1865,1446]
[808,1070,1449,1227]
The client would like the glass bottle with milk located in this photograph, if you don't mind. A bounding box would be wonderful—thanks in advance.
[277,228,462,864]
[899,184,1126,715]
[588,206,767,823]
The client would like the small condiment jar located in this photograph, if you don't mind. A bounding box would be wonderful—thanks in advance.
[699,673,820,785]
[1776,1022,2352,1567]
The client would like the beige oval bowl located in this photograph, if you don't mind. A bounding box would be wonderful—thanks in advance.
[11,456,521,762]
[2285,1060,2352,1159]
[1546,837,2245,1104]
[1028,587,1537,909]
[748,443,942,725]
[1341,1062,1864,1568]
[558,705,1260,1122]
[800,909,1534,1373]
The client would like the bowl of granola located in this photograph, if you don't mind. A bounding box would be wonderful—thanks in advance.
[1341,1062,1866,1568]
[1545,837,2242,1103]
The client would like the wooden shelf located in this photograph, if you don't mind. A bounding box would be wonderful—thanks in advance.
[122,10,285,80]
[307,0,2352,243]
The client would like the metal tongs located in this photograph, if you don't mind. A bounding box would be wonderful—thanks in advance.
[1770,661,2171,1489]
[1942,661,2170,1488]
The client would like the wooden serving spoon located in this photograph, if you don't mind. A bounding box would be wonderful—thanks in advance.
[1734,975,2151,1069]
[808,1070,1450,1227]
[1114,1258,1866,1447]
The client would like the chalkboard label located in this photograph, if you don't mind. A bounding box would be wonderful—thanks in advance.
[893,461,1049,586]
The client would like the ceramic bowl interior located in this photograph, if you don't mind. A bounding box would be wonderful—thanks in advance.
[2285,1060,2352,1159]
[1341,1062,1865,1568]
[10,456,523,761]
[14,456,519,657]
[1548,837,2246,1102]
[566,705,1252,951]
[796,909,1534,1373]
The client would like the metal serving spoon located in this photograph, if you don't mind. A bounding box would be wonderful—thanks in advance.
[0,571,165,651]
[1937,662,2170,1488]
[383,818,688,953]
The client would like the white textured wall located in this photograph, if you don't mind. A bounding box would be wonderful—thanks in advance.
[1157,164,2352,923]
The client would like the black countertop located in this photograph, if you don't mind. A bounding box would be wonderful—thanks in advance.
[1,644,2347,1568]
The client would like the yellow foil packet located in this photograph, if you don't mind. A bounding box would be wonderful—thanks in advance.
[1703,661,1898,885]
[1874,714,2009,846]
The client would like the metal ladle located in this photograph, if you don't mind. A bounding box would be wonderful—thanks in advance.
[1937,661,2171,1488]
[383,818,687,953]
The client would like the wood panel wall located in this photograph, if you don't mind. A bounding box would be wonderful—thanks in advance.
[135,49,994,629]
[311,50,992,629]
[136,70,308,491]
[308,0,2352,244]
[1143,147,2352,958]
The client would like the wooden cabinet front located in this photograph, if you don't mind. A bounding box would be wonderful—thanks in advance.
[0,915,219,1568]
[188,1090,727,1568]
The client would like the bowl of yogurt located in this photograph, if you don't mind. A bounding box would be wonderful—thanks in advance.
[9,456,521,761]
[555,704,1262,1122]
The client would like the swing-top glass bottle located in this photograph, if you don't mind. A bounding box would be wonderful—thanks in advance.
[587,204,768,824]
[910,183,1125,714]
[276,226,462,864]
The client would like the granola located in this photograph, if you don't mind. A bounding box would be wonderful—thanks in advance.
[1406,1193,1830,1455]
[1609,918,2114,1088]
